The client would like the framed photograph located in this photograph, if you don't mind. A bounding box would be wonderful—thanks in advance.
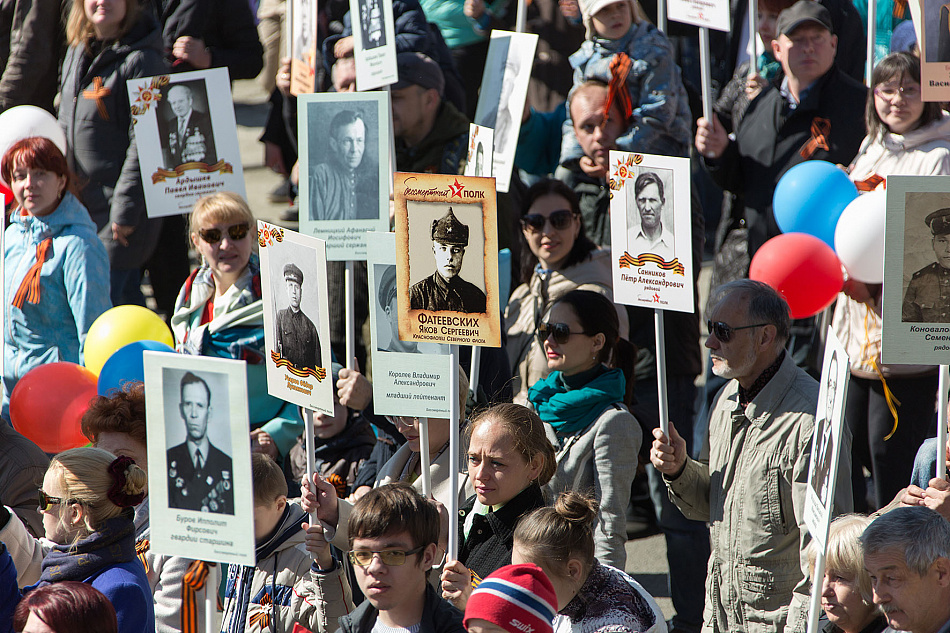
[258,222,334,414]
[882,176,950,363]
[289,0,318,95]
[394,172,501,348]
[803,329,850,548]
[472,31,538,193]
[351,0,397,90]
[667,0,730,31]
[128,68,246,218]
[608,151,695,314]
[299,92,390,261]
[143,351,254,566]
[463,124,494,178]
[915,0,950,101]
[367,231,453,417]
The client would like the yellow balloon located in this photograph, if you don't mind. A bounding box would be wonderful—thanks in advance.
[83,306,175,375]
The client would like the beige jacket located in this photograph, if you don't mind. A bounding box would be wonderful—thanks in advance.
[505,249,629,404]
[666,353,852,633]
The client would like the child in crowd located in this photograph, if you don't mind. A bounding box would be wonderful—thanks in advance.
[219,454,353,632]
[559,0,692,168]
[463,564,559,633]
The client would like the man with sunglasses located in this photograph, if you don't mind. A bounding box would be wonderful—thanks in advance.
[410,208,487,313]
[275,263,322,372]
[338,483,465,633]
[651,279,852,633]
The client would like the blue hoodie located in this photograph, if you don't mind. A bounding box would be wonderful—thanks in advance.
[3,192,111,419]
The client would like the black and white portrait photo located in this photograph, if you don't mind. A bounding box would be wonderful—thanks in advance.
[275,262,322,371]
[375,264,419,353]
[626,170,675,260]
[357,0,387,50]
[158,80,217,169]
[164,369,234,515]
[293,0,315,60]
[464,124,493,178]
[924,0,950,63]
[810,353,838,506]
[901,192,950,323]
[408,204,487,314]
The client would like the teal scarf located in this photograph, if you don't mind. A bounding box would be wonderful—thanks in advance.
[757,51,781,82]
[527,367,626,436]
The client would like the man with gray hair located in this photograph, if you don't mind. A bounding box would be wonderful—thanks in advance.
[862,506,950,633]
[651,279,852,633]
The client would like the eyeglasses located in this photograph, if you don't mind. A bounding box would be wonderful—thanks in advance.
[37,489,77,512]
[348,546,424,567]
[537,321,590,345]
[521,209,576,234]
[707,320,769,343]
[197,222,250,244]
[873,84,921,101]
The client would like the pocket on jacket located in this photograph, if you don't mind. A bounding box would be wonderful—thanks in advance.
[738,565,794,629]
[740,462,789,557]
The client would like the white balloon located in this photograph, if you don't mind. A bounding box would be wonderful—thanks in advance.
[0,106,68,187]
[834,188,886,284]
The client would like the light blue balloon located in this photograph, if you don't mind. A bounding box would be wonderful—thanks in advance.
[773,161,857,248]
[97,340,174,396]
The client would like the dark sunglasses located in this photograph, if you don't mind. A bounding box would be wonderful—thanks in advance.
[348,546,424,567]
[537,321,590,345]
[521,209,576,233]
[198,222,250,244]
[38,489,76,512]
[707,320,769,343]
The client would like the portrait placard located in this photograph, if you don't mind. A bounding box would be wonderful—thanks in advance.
[128,68,246,218]
[464,124,494,178]
[258,222,334,415]
[667,0,730,31]
[803,329,850,548]
[472,31,538,193]
[608,151,695,314]
[367,231,453,416]
[143,352,254,566]
[882,176,950,364]
[916,0,950,101]
[289,0,318,95]
[351,0,398,90]
[394,172,501,348]
[299,92,390,260]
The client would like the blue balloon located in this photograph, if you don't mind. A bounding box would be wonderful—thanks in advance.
[773,161,858,248]
[96,340,175,396]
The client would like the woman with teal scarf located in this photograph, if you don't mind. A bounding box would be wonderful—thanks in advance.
[527,290,639,569]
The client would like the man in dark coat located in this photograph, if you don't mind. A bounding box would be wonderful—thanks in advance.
[160,83,217,168]
[167,372,234,514]
[903,208,950,323]
[275,263,323,370]
[409,208,487,313]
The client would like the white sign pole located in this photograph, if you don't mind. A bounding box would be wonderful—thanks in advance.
[345,260,356,369]
[205,563,218,633]
[939,365,948,480]
[469,347,482,401]
[807,552,825,633]
[304,408,317,523]
[699,27,713,121]
[655,311,669,435]
[658,0,667,33]
[419,417,432,497]
[448,345,460,561]
[747,0,758,79]
[866,0,876,85]
[516,0,527,32]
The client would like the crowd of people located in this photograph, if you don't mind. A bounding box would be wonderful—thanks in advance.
[3,0,950,631]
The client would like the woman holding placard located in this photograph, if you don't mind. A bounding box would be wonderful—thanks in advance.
[171,192,302,461]
[526,289,638,568]
[833,51,950,512]
[506,179,628,405]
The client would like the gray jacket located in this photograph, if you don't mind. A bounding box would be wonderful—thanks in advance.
[666,353,852,633]
[0,0,68,112]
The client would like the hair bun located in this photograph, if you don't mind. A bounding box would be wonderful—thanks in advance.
[106,456,146,508]
[554,491,598,526]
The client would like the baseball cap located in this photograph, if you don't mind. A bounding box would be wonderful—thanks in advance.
[775,0,834,36]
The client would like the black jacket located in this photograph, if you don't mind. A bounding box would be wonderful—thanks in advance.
[337,583,465,633]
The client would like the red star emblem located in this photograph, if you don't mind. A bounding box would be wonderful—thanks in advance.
[449,178,465,197]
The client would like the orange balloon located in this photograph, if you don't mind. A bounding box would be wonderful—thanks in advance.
[11,362,98,453]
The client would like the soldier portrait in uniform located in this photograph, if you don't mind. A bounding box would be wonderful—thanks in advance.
[925,0,950,62]
[409,207,488,313]
[357,0,387,50]
[166,371,234,514]
[810,353,838,506]
[375,264,419,353]
[275,262,322,370]
[902,207,950,322]
[626,170,675,260]
[158,81,218,169]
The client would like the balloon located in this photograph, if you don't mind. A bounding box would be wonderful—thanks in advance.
[0,182,11,206]
[773,161,858,248]
[750,233,843,319]
[97,340,175,396]
[834,189,886,284]
[11,363,98,453]
[84,306,175,375]
[0,106,69,187]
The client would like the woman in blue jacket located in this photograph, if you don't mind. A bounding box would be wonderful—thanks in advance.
[1,137,111,421]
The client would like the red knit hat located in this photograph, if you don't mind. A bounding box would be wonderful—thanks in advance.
[463,564,558,633]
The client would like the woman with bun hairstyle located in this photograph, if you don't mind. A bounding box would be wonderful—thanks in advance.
[441,403,557,610]
[511,492,666,633]
[13,582,118,633]
[527,289,639,568]
[0,447,154,633]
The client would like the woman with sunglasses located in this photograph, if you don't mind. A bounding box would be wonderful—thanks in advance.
[171,192,302,462]
[506,179,628,405]
[0,447,152,633]
[1,137,111,422]
[833,51,950,512]
[527,289,638,568]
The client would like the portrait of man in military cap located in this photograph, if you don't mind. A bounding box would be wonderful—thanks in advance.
[902,207,950,323]
[375,264,420,353]
[275,262,323,370]
[409,207,488,313]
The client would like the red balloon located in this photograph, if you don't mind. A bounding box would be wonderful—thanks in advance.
[750,233,843,319]
[11,363,97,453]
[0,182,11,206]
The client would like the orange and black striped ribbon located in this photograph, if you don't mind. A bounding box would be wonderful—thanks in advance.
[181,560,211,633]
[82,77,111,120]
[617,251,686,275]
[799,117,831,159]
[604,53,634,126]
[854,174,884,192]
[12,238,52,309]
[135,539,150,573]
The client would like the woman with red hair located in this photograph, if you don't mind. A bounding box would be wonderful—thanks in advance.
[1,137,111,421]
[13,581,118,633]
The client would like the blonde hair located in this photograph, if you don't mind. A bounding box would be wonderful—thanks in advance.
[47,447,147,540]
[189,192,256,237]
[66,0,142,47]
[807,514,874,604]
[252,453,288,506]
[514,491,598,576]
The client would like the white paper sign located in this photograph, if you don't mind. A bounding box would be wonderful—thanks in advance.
[464,124,494,178]
[667,0,730,31]
[608,151,695,313]
[128,68,246,218]
[351,0,398,90]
